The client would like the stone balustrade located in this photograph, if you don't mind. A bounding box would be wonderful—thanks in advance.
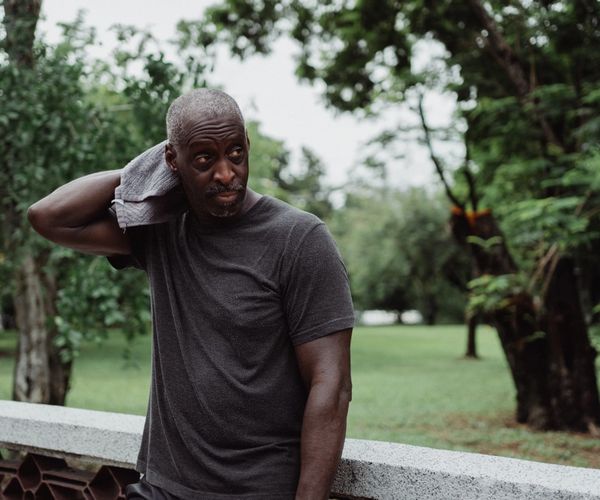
[2,400,600,499]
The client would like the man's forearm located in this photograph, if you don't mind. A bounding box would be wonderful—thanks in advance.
[28,169,121,233]
[295,382,351,500]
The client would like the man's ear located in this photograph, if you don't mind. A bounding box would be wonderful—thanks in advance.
[165,143,178,173]
[246,130,251,151]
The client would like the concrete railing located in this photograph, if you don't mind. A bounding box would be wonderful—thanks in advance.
[2,400,600,499]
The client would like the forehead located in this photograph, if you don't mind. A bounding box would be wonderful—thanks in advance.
[181,115,245,146]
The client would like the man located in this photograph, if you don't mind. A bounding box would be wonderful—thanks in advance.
[28,89,355,500]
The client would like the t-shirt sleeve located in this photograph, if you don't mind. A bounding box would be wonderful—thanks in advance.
[106,224,149,271]
[282,222,355,346]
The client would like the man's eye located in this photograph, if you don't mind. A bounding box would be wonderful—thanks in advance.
[194,154,212,166]
[228,147,243,160]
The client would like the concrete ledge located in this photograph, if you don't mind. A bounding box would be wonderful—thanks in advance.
[0,400,144,467]
[334,439,600,499]
[2,401,600,499]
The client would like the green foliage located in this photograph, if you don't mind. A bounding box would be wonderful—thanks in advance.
[466,236,503,251]
[246,120,290,196]
[102,24,207,148]
[467,274,527,316]
[0,32,105,253]
[246,121,333,219]
[330,187,468,322]
[51,250,151,362]
[275,147,333,220]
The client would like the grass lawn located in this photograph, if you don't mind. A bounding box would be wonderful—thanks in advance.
[2,324,600,469]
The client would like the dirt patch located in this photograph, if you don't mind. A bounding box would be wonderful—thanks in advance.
[413,411,600,469]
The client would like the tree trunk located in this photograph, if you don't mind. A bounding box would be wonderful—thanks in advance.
[12,255,71,404]
[4,0,72,405]
[2,0,41,68]
[450,209,600,431]
[43,268,72,405]
[464,312,478,358]
[543,257,600,434]
[13,255,50,402]
[424,295,438,326]
[491,292,552,428]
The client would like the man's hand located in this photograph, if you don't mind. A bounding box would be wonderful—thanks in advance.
[28,169,132,256]
[294,328,352,500]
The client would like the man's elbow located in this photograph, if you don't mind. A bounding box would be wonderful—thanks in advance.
[341,378,352,404]
[310,377,352,419]
[28,203,44,231]
[28,202,56,238]
[326,385,352,425]
[337,378,352,410]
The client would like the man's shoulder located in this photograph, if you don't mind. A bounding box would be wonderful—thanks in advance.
[263,195,323,226]
[260,195,325,242]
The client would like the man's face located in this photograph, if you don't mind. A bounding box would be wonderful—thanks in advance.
[166,116,250,222]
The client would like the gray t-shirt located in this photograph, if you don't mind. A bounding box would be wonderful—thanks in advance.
[108,195,355,499]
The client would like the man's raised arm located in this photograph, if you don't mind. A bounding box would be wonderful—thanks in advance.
[28,169,132,257]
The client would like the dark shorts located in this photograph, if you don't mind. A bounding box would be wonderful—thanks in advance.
[125,476,182,500]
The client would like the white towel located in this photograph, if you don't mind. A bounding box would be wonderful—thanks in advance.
[111,141,188,229]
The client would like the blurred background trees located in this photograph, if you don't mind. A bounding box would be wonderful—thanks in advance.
[330,187,468,325]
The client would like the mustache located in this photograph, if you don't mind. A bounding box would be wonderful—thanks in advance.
[205,183,245,198]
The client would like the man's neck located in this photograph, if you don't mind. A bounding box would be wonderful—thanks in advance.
[241,188,262,215]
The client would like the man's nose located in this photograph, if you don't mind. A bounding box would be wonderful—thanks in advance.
[213,158,236,185]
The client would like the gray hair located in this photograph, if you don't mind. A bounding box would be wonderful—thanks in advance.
[166,89,245,144]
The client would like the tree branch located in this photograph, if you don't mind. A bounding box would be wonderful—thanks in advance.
[462,136,479,211]
[467,0,563,151]
[467,0,529,97]
[417,94,464,210]
[463,168,478,212]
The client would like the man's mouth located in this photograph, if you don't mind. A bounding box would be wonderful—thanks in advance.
[214,191,239,203]
[206,183,245,207]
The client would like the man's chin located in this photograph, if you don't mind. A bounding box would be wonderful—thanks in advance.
[207,192,245,219]
[208,207,241,219]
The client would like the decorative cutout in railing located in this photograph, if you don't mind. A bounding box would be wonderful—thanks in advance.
[0,451,139,500]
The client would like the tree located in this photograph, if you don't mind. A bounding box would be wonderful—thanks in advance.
[2,0,77,404]
[244,121,333,219]
[330,187,468,324]
[190,0,600,432]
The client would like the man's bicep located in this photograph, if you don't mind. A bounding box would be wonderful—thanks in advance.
[294,329,353,390]
[74,215,133,256]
